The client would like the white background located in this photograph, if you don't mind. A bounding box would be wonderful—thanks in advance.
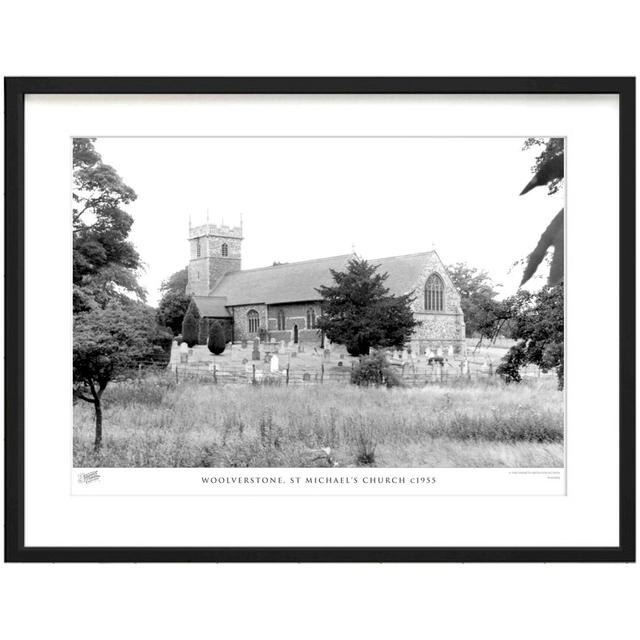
[25,93,608,547]
[1,2,638,639]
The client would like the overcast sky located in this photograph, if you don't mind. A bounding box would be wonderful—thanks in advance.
[92,136,564,306]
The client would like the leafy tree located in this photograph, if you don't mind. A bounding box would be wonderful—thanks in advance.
[157,267,191,335]
[519,137,564,287]
[159,267,188,296]
[208,321,226,355]
[181,300,200,347]
[73,303,172,449]
[316,257,418,356]
[496,284,564,389]
[157,290,191,336]
[447,263,502,337]
[73,138,144,311]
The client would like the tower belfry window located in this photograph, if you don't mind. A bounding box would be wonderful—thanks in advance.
[196,238,201,258]
[221,243,228,257]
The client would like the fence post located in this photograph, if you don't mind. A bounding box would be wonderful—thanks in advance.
[286,364,290,385]
[175,366,179,384]
[321,363,324,384]
[252,364,256,384]
[213,364,217,384]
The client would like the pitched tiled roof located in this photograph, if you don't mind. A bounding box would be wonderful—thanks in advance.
[210,252,435,306]
[192,296,231,317]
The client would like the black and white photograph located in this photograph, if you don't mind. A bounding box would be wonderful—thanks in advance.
[72,135,565,472]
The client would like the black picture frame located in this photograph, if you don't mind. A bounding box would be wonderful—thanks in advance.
[4,77,635,563]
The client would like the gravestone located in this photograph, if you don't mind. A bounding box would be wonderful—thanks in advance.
[280,340,285,352]
[252,338,260,361]
[339,353,345,360]
[264,353,272,364]
[242,358,248,365]
[302,372,311,381]
[290,351,297,358]
[241,339,248,349]
[323,348,331,361]
[270,354,279,373]
[179,342,189,364]
[337,361,343,367]
[401,349,408,360]
[298,344,304,353]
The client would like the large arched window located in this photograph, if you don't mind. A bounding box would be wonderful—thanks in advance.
[306,307,316,329]
[424,273,444,311]
[277,309,285,331]
[247,310,259,333]
[221,242,228,257]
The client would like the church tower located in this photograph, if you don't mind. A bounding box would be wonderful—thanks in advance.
[186,219,242,296]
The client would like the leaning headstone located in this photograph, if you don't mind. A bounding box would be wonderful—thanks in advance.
[270,354,279,373]
[252,338,260,361]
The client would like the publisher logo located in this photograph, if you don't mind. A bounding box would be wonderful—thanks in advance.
[77,470,101,484]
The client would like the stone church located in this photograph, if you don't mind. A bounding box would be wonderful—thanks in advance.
[186,222,466,354]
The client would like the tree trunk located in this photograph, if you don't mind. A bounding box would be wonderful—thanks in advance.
[94,398,103,451]
[87,378,105,451]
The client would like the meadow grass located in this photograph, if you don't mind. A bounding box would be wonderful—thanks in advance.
[74,376,563,468]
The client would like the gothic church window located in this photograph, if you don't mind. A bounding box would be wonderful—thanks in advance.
[425,273,444,311]
[277,310,285,331]
[306,307,316,329]
[196,238,201,257]
[247,310,259,333]
[221,243,228,257]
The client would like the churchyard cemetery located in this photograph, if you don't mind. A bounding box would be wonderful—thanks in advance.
[73,338,563,469]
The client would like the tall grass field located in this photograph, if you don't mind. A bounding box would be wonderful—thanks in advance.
[74,377,564,468]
